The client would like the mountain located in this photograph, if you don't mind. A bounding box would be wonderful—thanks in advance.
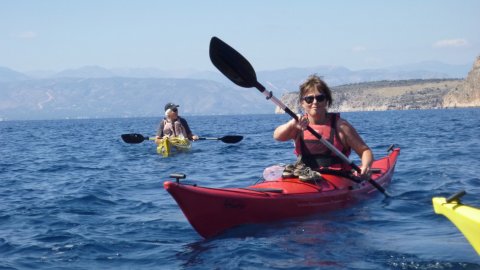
[276,79,464,114]
[257,63,470,95]
[0,67,30,82]
[52,65,115,78]
[276,57,479,113]
[0,77,275,121]
[15,61,469,83]
[0,59,476,121]
[384,60,471,78]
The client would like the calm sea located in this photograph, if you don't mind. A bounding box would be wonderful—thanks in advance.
[1,109,479,269]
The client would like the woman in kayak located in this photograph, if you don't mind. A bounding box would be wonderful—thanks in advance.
[273,74,373,181]
[155,102,199,143]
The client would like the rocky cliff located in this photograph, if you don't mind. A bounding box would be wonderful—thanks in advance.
[443,56,480,108]
[276,57,480,113]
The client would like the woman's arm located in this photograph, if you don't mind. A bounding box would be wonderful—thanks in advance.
[273,119,300,141]
[338,119,373,175]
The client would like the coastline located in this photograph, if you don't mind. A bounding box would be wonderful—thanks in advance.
[276,78,479,113]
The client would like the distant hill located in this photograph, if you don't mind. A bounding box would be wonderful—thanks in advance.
[257,65,461,95]
[276,79,465,114]
[276,57,479,113]
[1,61,471,84]
[382,60,470,78]
[52,66,115,78]
[0,77,275,121]
[0,60,476,121]
[0,67,30,82]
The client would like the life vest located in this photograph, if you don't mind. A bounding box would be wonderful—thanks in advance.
[163,118,188,139]
[294,113,351,169]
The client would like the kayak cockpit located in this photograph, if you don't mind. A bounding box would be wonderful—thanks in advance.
[247,179,335,194]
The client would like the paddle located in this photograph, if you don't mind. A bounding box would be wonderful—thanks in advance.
[121,133,243,144]
[197,135,244,143]
[209,36,391,197]
[121,133,154,144]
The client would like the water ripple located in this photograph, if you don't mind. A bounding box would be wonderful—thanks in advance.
[0,110,479,269]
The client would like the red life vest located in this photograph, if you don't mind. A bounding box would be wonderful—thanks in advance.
[294,113,351,169]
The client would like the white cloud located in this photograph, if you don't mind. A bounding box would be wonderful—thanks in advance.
[433,38,469,48]
[17,31,38,39]
[352,46,367,52]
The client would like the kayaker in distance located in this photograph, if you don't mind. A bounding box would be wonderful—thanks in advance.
[273,74,373,181]
[155,102,199,143]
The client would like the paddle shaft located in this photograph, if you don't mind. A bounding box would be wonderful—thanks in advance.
[142,136,216,141]
[198,137,222,141]
[121,133,242,144]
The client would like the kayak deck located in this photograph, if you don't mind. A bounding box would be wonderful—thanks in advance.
[433,192,480,255]
[156,137,191,157]
[164,147,399,238]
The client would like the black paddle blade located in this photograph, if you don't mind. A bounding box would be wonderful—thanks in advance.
[209,36,257,88]
[220,135,243,144]
[121,133,147,144]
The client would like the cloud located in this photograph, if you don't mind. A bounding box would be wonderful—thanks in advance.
[352,46,367,52]
[433,38,469,48]
[17,31,38,39]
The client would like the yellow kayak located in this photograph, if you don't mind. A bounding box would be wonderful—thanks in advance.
[156,137,191,157]
[432,191,480,255]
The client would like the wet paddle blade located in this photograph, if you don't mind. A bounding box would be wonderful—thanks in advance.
[220,135,243,144]
[209,36,257,88]
[121,133,147,144]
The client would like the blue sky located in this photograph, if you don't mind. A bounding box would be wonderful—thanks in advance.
[1,0,479,72]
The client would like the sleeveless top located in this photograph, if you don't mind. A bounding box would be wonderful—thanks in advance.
[294,113,351,169]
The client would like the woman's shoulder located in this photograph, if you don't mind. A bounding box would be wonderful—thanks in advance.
[336,117,357,133]
[331,113,345,124]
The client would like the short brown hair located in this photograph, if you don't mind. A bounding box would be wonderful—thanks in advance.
[299,74,332,107]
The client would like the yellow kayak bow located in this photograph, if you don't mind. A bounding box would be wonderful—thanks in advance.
[432,191,480,255]
[156,137,191,157]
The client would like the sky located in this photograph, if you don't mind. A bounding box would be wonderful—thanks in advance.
[1,0,479,73]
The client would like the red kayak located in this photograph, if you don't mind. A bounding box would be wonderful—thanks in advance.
[164,147,400,238]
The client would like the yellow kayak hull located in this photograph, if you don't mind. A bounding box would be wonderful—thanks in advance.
[432,196,480,255]
[156,137,191,157]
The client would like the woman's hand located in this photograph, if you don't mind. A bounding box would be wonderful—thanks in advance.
[273,115,308,141]
[357,148,373,178]
[360,164,371,177]
[296,115,309,130]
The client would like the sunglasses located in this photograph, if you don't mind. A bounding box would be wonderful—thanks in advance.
[171,108,178,112]
[303,94,326,104]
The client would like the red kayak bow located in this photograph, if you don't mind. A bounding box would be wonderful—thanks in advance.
[164,148,400,238]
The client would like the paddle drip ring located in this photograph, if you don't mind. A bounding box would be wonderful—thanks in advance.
[265,91,273,100]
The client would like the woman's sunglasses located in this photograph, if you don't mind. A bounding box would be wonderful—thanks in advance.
[303,94,326,104]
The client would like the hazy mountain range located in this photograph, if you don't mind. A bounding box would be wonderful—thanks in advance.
[0,61,473,121]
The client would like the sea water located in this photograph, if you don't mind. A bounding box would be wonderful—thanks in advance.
[1,109,479,269]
